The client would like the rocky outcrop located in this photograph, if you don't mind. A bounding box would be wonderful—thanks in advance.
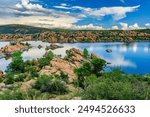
[66,48,86,67]
[0,42,28,53]
[40,58,76,82]
[0,30,150,42]
[39,48,88,82]
[0,70,5,78]
[91,53,100,59]
[20,79,36,92]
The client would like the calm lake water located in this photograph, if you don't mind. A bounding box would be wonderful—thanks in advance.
[0,41,150,75]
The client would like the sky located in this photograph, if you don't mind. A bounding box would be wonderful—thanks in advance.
[0,0,149,30]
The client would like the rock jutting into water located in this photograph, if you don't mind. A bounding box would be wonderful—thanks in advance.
[106,49,112,53]
[50,43,64,50]
[39,48,99,82]
[0,42,29,58]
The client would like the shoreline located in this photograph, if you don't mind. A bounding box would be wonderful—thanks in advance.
[1,39,150,43]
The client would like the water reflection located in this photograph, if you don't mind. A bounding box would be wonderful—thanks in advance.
[0,41,150,75]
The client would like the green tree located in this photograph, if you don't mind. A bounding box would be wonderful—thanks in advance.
[83,48,89,58]
[7,51,24,73]
[74,62,91,88]
[39,51,54,68]
[90,57,106,76]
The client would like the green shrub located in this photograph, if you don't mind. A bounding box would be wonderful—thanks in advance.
[38,51,54,68]
[0,78,3,83]
[38,58,50,68]
[82,69,150,100]
[15,74,27,82]
[0,89,25,100]
[44,51,54,61]
[5,73,14,84]
[24,66,39,78]
[90,57,106,76]
[60,71,69,83]
[35,75,68,94]
[75,57,106,88]
[82,79,135,100]
[83,48,89,58]
[6,51,24,73]
[74,62,91,88]
[84,74,99,88]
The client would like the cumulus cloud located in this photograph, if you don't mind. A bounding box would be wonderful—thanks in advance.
[15,0,44,10]
[112,26,119,30]
[129,23,140,30]
[0,15,103,30]
[106,54,136,67]
[120,22,142,30]
[120,22,128,30]
[0,0,104,30]
[0,0,141,30]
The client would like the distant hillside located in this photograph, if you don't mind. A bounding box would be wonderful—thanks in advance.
[0,24,51,34]
[0,24,150,42]
[0,24,150,34]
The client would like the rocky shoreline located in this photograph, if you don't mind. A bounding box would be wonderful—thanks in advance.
[0,42,30,59]
[0,47,100,94]
[0,30,150,43]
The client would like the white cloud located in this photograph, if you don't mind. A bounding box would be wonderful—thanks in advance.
[129,23,140,30]
[54,4,140,20]
[0,0,141,30]
[112,26,119,30]
[60,3,68,7]
[120,22,141,30]
[145,23,150,27]
[15,0,44,10]
[0,16,103,30]
[120,0,125,3]
[107,54,136,67]
[120,22,128,30]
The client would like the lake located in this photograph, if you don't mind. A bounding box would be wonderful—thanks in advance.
[0,41,150,75]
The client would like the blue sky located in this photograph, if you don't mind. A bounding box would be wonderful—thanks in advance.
[0,0,149,30]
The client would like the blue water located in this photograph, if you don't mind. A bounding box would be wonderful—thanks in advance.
[0,41,150,75]
[63,42,150,75]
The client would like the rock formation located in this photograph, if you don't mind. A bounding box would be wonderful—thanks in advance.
[39,48,89,82]
[0,70,4,78]
[0,42,28,53]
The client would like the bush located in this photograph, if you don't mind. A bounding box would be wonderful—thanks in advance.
[6,51,24,73]
[82,79,135,100]
[60,71,69,83]
[24,66,39,78]
[90,57,106,76]
[0,89,25,100]
[0,78,3,83]
[82,69,150,100]
[74,62,91,88]
[15,74,27,82]
[83,48,89,58]
[38,51,54,68]
[38,58,50,68]
[5,73,14,84]
[75,57,106,88]
[44,51,54,61]
[35,75,68,94]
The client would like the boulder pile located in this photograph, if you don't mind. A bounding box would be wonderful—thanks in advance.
[39,48,88,82]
